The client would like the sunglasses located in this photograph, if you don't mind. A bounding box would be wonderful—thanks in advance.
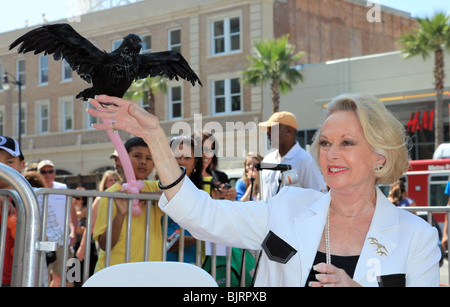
[40,169,55,175]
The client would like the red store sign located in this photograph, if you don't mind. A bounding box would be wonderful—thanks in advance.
[406,110,434,133]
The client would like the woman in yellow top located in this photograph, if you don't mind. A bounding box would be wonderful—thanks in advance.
[93,137,162,273]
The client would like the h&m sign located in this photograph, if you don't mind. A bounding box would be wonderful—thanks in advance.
[406,110,434,133]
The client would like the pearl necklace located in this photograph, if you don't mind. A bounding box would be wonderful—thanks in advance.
[325,208,331,265]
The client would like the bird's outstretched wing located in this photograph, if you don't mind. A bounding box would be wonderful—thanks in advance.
[9,23,106,83]
[137,50,202,86]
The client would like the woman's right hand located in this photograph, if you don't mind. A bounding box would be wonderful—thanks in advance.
[88,94,185,200]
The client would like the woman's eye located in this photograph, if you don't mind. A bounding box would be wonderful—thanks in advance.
[342,140,355,146]
[319,140,330,147]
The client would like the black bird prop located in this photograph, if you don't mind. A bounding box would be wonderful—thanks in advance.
[9,23,202,103]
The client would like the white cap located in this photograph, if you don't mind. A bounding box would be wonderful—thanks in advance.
[37,159,55,171]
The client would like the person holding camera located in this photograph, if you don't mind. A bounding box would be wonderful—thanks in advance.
[258,112,327,201]
[196,130,237,200]
[236,152,264,201]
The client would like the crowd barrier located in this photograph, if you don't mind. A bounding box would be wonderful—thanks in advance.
[1,163,449,286]
[401,206,450,284]
[0,163,254,287]
[0,164,42,287]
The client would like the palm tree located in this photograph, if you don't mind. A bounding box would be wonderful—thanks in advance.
[124,76,167,115]
[398,11,450,149]
[241,34,305,113]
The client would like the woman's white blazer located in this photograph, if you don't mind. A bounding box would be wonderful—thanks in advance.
[159,178,441,287]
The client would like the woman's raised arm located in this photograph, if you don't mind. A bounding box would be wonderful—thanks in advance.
[87,95,183,200]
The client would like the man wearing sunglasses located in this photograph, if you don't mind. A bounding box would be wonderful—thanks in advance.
[38,159,75,287]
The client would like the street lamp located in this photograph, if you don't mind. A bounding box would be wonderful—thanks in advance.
[2,72,23,147]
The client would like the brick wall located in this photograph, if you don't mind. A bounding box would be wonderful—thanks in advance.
[274,0,416,64]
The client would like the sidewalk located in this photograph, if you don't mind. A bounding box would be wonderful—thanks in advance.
[441,259,449,286]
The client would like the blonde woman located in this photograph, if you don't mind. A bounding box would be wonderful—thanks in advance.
[88,93,440,287]
[235,152,263,201]
[98,170,122,191]
[75,170,121,261]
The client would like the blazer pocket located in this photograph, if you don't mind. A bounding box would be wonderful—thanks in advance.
[261,230,297,264]
[377,274,406,287]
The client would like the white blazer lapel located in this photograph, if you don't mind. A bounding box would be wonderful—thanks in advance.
[294,192,330,286]
[353,188,399,286]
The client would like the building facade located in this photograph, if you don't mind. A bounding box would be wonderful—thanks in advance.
[284,51,450,160]
[0,0,416,176]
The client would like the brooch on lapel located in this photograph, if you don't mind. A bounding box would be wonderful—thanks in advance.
[368,237,388,257]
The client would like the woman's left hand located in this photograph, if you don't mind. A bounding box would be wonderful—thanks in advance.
[308,263,362,287]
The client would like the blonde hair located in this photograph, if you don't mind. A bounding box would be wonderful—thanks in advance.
[311,93,410,185]
[98,170,122,191]
[242,152,263,186]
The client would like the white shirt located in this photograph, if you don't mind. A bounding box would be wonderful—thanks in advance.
[37,181,67,246]
[261,142,326,201]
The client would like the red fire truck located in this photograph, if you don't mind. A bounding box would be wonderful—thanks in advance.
[403,158,450,223]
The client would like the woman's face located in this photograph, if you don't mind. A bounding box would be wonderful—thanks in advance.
[202,139,214,169]
[245,157,259,180]
[105,174,119,189]
[175,144,197,177]
[318,110,384,192]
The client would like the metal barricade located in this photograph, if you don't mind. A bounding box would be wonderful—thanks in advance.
[1,177,253,287]
[0,163,46,287]
[34,188,161,286]
[4,166,448,287]
[402,206,450,284]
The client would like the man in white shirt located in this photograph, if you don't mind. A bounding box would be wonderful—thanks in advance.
[38,159,75,287]
[259,112,326,201]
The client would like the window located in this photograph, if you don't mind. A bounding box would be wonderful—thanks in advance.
[429,174,450,207]
[169,86,182,119]
[141,35,151,54]
[39,55,49,85]
[139,91,150,111]
[169,29,181,53]
[38,102,49,134]
[297,129,318,148]
[212,17,240,56]
[16,60,26,88]
[86,104,100,129]
[62,60,72,81]
[212,78,241,114]
[61,100,73,131]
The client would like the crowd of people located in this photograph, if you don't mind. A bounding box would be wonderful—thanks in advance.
[0,92,446,287]
[0,108,326,287]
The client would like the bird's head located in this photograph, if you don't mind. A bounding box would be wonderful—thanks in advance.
[122,34,142,52]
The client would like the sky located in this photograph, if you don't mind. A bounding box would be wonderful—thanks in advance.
[1,0,450,34]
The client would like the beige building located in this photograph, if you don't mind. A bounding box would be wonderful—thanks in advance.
[284,50,450,160]
[0,0,416,180]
